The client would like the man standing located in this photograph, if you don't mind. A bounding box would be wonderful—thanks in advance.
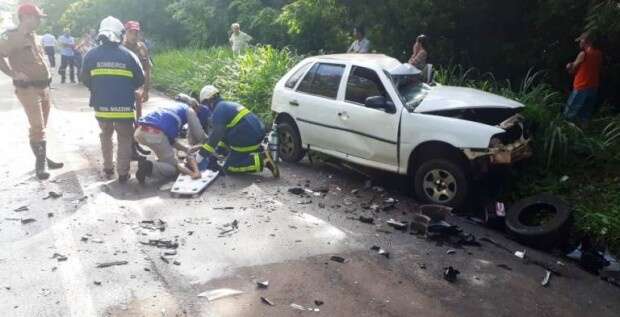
[564,32,603,125]
[58,29,76,83]
[0,3,63,180]
[123,21,150,103]
[347,26,370,54]
[229,23,252,55]
[81,16,145,183]
[41,32,56,68]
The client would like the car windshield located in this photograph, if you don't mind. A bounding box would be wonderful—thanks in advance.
[386,72,432,110]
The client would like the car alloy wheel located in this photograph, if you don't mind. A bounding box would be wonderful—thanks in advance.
[422,168,458,204]
[280,129,295,158]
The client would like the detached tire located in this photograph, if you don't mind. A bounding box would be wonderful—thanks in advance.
[278,122,305,163]
[414,158,469,208]
[505,194,572,250]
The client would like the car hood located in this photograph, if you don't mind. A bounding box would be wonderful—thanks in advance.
[414,86,525,113]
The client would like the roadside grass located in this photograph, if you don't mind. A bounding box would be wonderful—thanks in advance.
[154,47,620,252]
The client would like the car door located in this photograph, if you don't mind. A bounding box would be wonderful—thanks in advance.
[293,62,347,152]
[337,66,400,168]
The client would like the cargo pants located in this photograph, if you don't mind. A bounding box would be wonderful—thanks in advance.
[15,86,51,143]
[98,119,134,176]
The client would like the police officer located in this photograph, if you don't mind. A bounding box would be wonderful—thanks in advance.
[134,96,212,184]
[194,85,279,177]
[0,3,63,180]
[81,17,145,183]
[123,21,151,103]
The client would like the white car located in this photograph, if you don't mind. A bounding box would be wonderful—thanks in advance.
[271,54,532,207]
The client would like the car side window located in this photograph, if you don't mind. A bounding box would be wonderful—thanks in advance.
[285,62,312,89]
[345,66,390,105]
[297,63,345,99]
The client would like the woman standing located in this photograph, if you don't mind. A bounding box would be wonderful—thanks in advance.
[409,34,428,70]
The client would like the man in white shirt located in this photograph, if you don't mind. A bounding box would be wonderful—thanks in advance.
[347,26,370,54]
[229,23,252,55]
[41,33,56,67]
[57,30,76,83]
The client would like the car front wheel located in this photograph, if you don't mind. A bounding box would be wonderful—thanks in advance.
[278,122,305,163]
[413,158,469,208]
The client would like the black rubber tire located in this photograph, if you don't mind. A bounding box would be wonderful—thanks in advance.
[505,194,572,250]
[413,158,469,208]
[278,122,305,163]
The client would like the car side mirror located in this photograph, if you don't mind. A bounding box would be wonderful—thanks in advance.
[365,96,396,114]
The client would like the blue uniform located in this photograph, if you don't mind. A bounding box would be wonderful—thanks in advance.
[139,103,212,143]
[81,42,145,120]
[200,99,266,173]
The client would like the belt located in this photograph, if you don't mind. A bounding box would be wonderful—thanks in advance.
[13,78,52,89]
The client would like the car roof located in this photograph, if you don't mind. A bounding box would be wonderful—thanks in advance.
[312,54,402,71]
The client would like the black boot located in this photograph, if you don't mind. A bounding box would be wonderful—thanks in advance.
[131,142,147,161]
[136,160,153,185]
[30,142,50,180]
[42,141,64,169]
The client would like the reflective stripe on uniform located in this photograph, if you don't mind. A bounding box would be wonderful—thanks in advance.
[226,108,250,128]
[90,68,134,78]
[227,153,261,173]
[95,111,135,119]
[217,141,229,149]
[202,143,215,153]
[230,144,260,153]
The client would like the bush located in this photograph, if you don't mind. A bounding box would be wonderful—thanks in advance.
[153,46,300,122]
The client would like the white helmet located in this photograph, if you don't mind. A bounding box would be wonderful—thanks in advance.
[200,85,220,103]
[98,16,125,43]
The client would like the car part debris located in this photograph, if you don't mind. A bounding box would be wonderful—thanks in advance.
[288,187,305,195]
[411,214,431,235]
[21,218,36,225]
[343,198,353,206]
[315,300,324,306]
[47,212,54,218]
[418,263,427,270]
[446,249,456,255]
[96,261,128,268]
[173,260,181,266]
[382,198,397,210]
[443,266,460,283]
[541,270,551,287]
[566,239,616,274]
[163,250,177,256]
[160,256,170,264]
[330,256,347,263]
[13,206,28,212]
[370,246,390,258]
[386,219,408,231]
[94,281,102,286]
[497,264,512,271]
[43,191,63,200]
[257,281,269,289]
[198,288,244,301]
[514,250,526,259]
[261,296,275,306]
[80,236,88,242]
[52,253,68,262]
[419,205,452,222]
[297,199,312,205]
[505,194,572,250]
[139,219,166,232]
[358,215,374,224]
[140,239,179,249]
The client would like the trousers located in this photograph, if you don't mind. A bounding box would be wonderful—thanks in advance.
[98,119,134,176]
[44,46,55,68]
[59,55,76,82]
[134,127,178,179]
[15,86,51,143]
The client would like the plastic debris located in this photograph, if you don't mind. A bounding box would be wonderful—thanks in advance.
[96,261,129,268]
[515,250,526,259]
[198,288,244,301]
[541,270,551,287]
[140,239,179,249]
[315,300,324,306]
[94,281,102,286]
[261,296,275,306]
[443,266,460,283]
[446,249,456,255]
[139,219,166,232]
[370,245,390,258]
[386,219,408,231]
[257,281,269,289]
[21,218,36,225]
[290,303,305,311]
[358,215,374,224]
[52,253,68,262]
[288,187,305,195]
[13,206,28,212]
[43,191,63,200]
[330,255,347,263]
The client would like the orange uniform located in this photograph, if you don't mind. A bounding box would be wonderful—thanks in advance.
[573,47,602,91]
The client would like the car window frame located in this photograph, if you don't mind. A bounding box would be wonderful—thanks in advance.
[285,61,313,90]
[344,65,393,106]
[295,62,346,100]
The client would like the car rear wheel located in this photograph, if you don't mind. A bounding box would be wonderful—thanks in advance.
[414,158,468,208]
[278,122,305,162]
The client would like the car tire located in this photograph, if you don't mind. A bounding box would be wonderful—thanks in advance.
[505,194,572,250]
[414,158,469,208]
[278,122,305,163]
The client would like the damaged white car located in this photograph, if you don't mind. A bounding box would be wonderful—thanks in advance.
[271,54,532,207]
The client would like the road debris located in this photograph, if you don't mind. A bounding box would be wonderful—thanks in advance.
[96,261,129,268]
[497,264,512,271]
[140,239,179,249]
[47,212,54,218]
[94,281,102,286]
[20,218,36,225]
[218,220,239,236]
[80,236,88,242]
[386,219,408,231]
[330,255,347,263]
[288,187,305,195]
[13,206,28,212]
[541,270,552,287]
[515,250,526,259]
[139,219,166,232]
[43,191,63,200]
[173,260,181,266]
[446,249,456,255]
[52,253,68,262]
[382,198,397,210]
[290,303,306,311]
[315,300,324,306]
[160,256,169,264]
[443,266,460,283]
[163,250,177,256]
[198,288,244,301]
[358,215,374,224]
[257,280,269,289]
[419,205,452,222]
[261,296,275,306]
[371,245,390,258]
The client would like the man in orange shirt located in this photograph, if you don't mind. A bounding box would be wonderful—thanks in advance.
[564,32,603,124]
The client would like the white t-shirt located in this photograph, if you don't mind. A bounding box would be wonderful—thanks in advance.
[347,38,371,54]
[229,31,252,54]
[41,33,56,47]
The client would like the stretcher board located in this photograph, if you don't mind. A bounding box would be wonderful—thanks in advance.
[171,170,220,196]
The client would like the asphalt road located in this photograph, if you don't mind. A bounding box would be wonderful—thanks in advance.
[0,63,619,316]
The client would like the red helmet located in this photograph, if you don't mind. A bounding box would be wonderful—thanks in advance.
[17,3,46,17]
[125,21,141,32]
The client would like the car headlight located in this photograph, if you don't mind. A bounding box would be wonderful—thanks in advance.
[489,136,503,148]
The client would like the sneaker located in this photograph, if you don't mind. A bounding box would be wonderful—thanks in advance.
[262,148,280,178]
[118,174,130,184]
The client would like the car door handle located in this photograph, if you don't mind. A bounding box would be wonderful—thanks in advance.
[338,111,350,120]
[289,100,299,106]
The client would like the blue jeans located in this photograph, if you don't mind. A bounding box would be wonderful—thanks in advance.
[564,88,598,123]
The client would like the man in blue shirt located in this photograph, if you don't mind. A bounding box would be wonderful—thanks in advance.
[58,30,76,83]
[81,17,145,183]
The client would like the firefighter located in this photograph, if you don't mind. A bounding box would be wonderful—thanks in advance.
[0,3,63,180]
[81,16,145,183]
[134,96,212,184]
[193,85,279,177]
